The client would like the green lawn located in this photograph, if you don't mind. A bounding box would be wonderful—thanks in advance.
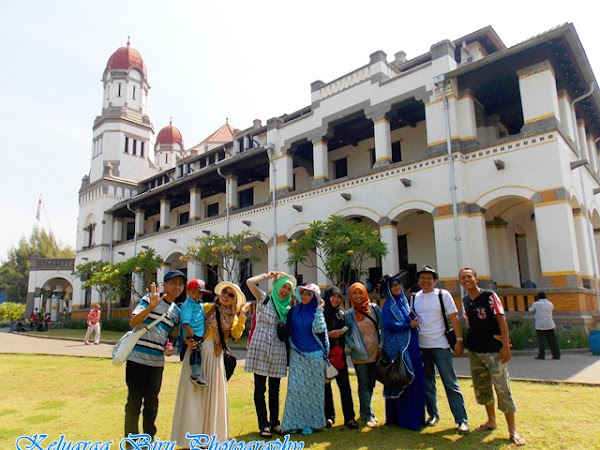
[1,354,599,449]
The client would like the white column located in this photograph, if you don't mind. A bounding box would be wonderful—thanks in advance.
[517,60,560,128]
[227,175,238,209]
[586,136,598,176]
[379,222,399,276]
[558,90,575,142]
[187,260,203,280]
[316,248,331,288]
[372,114,392,167]
[485,218,519,287]
[190,187,201,221]
[573,208,593,279]
[160,198,171,229]
[534,201,580,287]
[312,139,329,182]
[135,209,145,236]
[113,217,123,243]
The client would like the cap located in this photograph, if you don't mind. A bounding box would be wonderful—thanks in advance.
[417,265,438,280]
[163,270,187,282]
[187,278,212,293]
[297,283,321,297]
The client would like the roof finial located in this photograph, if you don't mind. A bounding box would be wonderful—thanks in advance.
[127,36,131,46]
[169,116,172,125]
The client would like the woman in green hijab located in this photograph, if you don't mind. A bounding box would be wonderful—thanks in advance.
[246,271,296,437]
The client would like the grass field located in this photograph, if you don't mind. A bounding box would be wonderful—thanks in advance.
[2,354,599,449]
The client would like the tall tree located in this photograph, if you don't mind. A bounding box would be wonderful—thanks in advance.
[0,227,74,303]
[286,215,388,290]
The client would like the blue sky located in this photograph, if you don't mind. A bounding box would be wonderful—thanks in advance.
[1,0,598,258]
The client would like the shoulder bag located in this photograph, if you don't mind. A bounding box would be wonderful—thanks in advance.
[438,290,457,349]
[112,302,176,366]
[215,307,237,381]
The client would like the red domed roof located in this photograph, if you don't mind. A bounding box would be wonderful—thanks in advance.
[107,41,147,78]
[157,121,184,147]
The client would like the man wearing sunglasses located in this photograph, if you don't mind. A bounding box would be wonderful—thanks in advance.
[124,270,184,447]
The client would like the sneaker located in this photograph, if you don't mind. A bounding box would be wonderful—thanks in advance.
[84,342,89,345]
[301,427,313,435]
[190,374,207,387]
[426,416,439,427]
[366,418,379,428]
[458,422,470,434]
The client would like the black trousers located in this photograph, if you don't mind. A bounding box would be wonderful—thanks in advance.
[536,329,560,359]
[189,335,203,369]
[125,360,164,440]
[324,361,356,424]
[254,374,281,429]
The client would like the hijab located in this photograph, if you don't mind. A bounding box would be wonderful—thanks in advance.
[348,282,370,321]
[290,286,321,353]
[270,276,294,324]
[323,286,345,330]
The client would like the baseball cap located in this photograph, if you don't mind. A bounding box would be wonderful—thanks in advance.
[163,270,187,282]
[187,278,212,293]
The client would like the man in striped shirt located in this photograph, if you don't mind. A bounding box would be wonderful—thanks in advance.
[124,270,183,444]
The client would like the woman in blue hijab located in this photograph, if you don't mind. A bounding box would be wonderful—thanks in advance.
[380,271,426,430]
[281,283,328,435]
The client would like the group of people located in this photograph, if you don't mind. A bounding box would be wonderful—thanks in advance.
[120,265,526,449]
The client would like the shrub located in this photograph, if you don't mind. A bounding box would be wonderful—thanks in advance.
[556,327,588,349]
[62,318,87,329]
[102,317,130,332]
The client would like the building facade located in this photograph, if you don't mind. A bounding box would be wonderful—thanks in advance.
[28,24,600,328]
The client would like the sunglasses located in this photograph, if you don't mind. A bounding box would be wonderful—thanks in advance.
[221,289,235,299]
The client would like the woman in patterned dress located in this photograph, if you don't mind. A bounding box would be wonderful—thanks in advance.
[281,283,328,435]
[246,271,296,438]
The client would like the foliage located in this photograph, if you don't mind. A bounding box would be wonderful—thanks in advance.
[101,317,131,332]
[184,231,266,282]
[0,226,74,303]
[286,215,388,289]
[0,302,26,323]
[506,321,588,350]
[72,249,163,316]
[61,318,88,329]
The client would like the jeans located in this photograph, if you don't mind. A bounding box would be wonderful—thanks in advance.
[421,348,467,424]
[254,374,282,429]
[124,360,164,440]
[324,361,356,424]
[354,362,377,420]
[189,335,203,374]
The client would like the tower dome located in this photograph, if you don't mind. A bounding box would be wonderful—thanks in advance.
[107,39,147,78]
[157,121,184,147]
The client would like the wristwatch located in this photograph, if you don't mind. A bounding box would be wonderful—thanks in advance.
[456,337,463,342]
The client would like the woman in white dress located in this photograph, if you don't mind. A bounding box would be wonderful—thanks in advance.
[171,281,248,449]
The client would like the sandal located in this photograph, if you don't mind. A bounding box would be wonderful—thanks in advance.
[259,426,272,438]
[272,425,284,435]
[510,434,526,446]
[326,419,333,428]
[346,419,359,429]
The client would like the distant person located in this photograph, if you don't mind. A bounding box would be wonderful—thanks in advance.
[530,291,560,360]
[459,267,525,447]
[84,303,101,345]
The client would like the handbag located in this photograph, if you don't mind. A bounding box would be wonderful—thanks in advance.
[112,302,176,366]
[328,344,345,371]
[324,358,338,382]
[215,307,236,381]
[375,352,412,388]
[438,290,457,349]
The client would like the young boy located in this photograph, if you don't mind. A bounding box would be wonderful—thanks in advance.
[181,278,211,387]
[458,267,525,447]
[124,270,183,445]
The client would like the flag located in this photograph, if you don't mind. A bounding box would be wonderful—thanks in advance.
[36,197,42,221]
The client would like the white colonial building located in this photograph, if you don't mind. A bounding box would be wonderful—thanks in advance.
[27,24,600,329]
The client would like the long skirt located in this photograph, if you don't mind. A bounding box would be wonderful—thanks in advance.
[281,348,326,431]
[171,339,228,447]
[384,333,426,430]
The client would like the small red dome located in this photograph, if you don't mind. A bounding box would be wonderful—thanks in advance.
[107,42,147,78]
[157,122,184,147]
